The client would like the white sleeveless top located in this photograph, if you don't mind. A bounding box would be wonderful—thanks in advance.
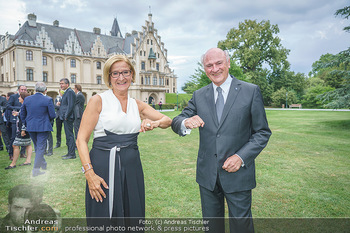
[93,89,141,138]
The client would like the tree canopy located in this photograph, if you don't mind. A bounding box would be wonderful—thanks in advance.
[318,5,350,109]
[217,19,290,74]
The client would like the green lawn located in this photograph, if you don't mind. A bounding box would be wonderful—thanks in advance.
[1,110,349,219]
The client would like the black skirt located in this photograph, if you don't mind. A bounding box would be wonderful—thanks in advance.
[85,131,145,220]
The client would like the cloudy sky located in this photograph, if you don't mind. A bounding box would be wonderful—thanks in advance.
[1,0,349,91]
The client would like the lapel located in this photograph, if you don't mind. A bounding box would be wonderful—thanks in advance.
[217,75,241,130]
[62,88,70,102]
[205,84,219,127]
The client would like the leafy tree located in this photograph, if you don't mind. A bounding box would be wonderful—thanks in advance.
[335,6,350,32]
[269,69,307,99]
[271,88,297,108]
[218,19,290,74]
[217,19,292,103]
[181,62,208,94]
[302,84,334,108]
[309,53,344,89]
[318,5,350,109]
[318,49,350,108]
[247,68,274,105]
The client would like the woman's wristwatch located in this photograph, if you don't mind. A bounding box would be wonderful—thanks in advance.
[81,163,93,173]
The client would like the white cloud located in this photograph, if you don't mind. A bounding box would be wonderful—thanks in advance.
[0,0,27,34]
[59,0,87,10]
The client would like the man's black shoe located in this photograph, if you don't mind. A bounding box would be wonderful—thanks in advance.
[45,152,53,156]
[32,171,45,177]
[62,155,76,160]
[61,154,69,158]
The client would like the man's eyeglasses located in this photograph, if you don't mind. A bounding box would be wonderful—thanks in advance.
[109,70,132,79]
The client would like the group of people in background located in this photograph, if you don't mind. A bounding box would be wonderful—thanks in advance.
[1,79,85,176]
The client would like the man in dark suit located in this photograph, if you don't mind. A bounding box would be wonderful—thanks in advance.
[6,85,28,160]
[172,48,271,233]
[0,95,10,152]
[20,82,56,177]
[59,78,76,160]
[73,84,85,140]
[44,89,54,156]
[54,91,63,148]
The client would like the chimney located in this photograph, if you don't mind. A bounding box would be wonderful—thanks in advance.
[53,20,59,27]
[28,13,37,27]
[93,27,101,35]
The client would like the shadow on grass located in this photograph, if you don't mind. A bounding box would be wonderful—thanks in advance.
[320,119,350,130]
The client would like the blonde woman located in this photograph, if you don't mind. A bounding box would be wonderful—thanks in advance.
[77,55,171,222]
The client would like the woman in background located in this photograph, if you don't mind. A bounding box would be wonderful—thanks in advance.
[5,92,32,169]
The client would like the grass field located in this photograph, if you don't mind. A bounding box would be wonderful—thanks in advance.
[1,110,349,219]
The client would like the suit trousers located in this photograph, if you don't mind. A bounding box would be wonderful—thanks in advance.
[199,169,254,233]
[55,117,63,145]
[29,132,48,172]
[0,123,10,151]
[63,119,76,156]
[46,132,53,153]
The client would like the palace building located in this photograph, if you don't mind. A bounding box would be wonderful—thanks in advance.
[0,13,177,104]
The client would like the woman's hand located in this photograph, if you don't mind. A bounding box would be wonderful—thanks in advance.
[21,130,26,137]
[139,119,160,133]
[85,170,109,202]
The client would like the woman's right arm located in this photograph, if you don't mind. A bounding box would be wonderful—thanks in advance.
[76,95,109,202]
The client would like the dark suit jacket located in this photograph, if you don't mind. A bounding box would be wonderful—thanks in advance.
[6,93,21,123]
[20,93,56,132]
[59,87,76,121]
[74,92,85,119]
[0,96,7,124]
[172,76,271,193]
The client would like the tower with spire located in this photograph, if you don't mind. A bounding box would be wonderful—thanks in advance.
[110,17,122,37]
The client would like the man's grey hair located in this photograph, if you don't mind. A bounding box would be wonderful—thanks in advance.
[201,49,230,66]
[60,78,70,85]
[35,82,47,93]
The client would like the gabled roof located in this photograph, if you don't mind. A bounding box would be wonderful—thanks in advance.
[13,21,126,55]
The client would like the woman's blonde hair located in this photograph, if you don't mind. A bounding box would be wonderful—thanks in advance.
[103,54,136,89]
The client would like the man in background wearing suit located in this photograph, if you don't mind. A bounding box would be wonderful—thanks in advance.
[54,90,63,148]
[73,84,85,140]
[20,82,56,177]
[0,94,10,153]
[6,85,27,160]
[59,78,76,160]
[44,89,54,156]
[172,48,271,233]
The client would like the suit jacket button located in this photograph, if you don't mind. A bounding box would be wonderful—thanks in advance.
[216,134,220,138]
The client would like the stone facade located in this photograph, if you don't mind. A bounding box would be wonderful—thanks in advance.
[0,13,177,104]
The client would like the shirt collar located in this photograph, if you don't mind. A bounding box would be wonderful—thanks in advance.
[212,75,232,94]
